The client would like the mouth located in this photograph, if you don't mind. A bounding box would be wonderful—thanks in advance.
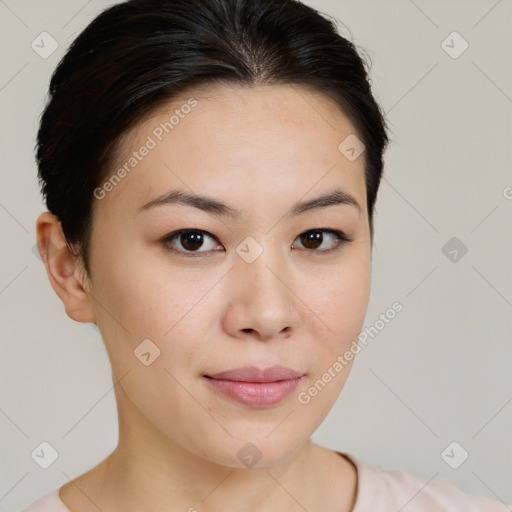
[203,365,305,407]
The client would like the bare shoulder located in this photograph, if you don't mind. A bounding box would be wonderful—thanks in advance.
[58,456,112,512]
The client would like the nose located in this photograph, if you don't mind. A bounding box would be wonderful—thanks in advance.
[222,248,302,342]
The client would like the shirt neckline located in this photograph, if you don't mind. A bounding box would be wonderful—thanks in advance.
[54,451,364,511]
[335,451,362,512]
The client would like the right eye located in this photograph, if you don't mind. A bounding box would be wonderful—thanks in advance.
[162,229,224,257]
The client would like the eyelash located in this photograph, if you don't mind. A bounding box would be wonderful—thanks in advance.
[161,228,351,258]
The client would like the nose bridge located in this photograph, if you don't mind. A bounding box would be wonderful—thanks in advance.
[228,233,298,338]
[236,234,287,299]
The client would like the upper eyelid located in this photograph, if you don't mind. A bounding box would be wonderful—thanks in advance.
[163,229,217,242]
[163,228,344,240]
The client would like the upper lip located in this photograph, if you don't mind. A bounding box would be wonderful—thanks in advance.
[206,365,304,382]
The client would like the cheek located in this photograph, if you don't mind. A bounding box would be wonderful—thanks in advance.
[90,247,217,386]
[91,237,196,336]
[333,266,370,337]
[307,251,371,348]
[294,255,370,421]
[90,261,207,435]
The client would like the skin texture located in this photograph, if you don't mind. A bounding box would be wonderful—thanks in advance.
[36,84,371,511]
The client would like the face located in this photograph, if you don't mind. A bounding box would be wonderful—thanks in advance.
[84,84,371,468]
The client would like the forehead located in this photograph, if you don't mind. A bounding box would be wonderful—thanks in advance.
[96,83,367,219]
[122,83,361,150]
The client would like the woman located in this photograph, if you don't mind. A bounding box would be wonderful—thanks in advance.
[23,0,506,510]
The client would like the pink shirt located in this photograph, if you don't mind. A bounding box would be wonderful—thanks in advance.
[20,452,508,511]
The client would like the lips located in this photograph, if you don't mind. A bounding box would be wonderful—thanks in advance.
[204,365,305,407]
[206,365,304,382]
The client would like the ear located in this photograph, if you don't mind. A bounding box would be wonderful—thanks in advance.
[35,212,96,324]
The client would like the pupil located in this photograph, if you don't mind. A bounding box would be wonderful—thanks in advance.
[301,230,322,249]
[181,232,203,251]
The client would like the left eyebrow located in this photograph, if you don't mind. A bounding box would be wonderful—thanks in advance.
[286,188,361,217]
[137,187,361,218]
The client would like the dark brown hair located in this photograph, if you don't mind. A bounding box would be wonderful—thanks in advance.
[36,0,390,277]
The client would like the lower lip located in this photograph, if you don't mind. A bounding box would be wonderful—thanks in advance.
[204,377,303,407]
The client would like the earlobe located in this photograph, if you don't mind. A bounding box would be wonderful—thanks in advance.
[36,211,96,324]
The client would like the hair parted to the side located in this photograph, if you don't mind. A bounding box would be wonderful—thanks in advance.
[36,0,390,278]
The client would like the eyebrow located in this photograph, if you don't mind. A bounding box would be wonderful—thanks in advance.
[137,187,361,218]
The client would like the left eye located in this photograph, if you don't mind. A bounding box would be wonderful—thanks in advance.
[162,228,350,257]
[291,229,350,253]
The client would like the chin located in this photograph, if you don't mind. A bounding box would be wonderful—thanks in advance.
[193,433,306,470]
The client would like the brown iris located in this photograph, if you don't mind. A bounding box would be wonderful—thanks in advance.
[179,231,205,251]
[298,230,323,250]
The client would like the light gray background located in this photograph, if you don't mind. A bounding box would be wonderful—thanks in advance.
[1,0,511,510]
